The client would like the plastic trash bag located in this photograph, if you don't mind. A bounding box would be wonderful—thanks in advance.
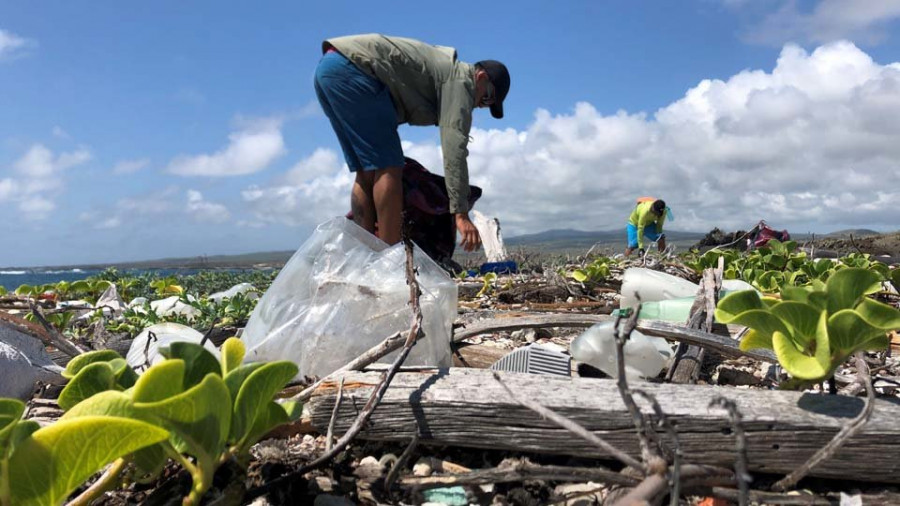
[209,283,259,304]
[126,322,219,371]
[0,321,65,400]
[570,321,674,381]
[241,217,456,379]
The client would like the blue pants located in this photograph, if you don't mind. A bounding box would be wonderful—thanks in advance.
[314,51,405,172]
[626,223,662,249]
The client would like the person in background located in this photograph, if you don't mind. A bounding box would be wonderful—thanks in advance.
[314,33,510,251]
[625,197,670,257]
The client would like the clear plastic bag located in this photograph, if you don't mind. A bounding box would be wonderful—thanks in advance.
[241,218,456,379]
[125,322,219,370]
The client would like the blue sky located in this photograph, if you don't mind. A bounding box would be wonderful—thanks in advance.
[3,0,900,267]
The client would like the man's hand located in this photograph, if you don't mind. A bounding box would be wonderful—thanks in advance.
[455,213,482,252]
[638,248,646,257]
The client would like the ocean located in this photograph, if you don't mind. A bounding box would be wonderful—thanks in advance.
[0,268,218,292]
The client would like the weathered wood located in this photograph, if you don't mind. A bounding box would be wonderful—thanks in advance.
[452,344,510,369]
[308,369,900,484]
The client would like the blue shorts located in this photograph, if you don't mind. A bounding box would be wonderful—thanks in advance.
[314,51,405,172]
[626,223,662,249]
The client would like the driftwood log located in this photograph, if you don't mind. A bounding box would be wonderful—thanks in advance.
[308,368,900,484]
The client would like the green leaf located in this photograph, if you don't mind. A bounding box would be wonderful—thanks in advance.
[223,363,266,402]
[855,298,900,330]
[238,402,290,454]
[770,302,822,346]
[8,416,169,506]
[772,311,831,380]
[721,309,791,340]
[159,342,220,388]
[62,391,137,420]
[230,361,297,446]
[132,359,186,403]
[827,310,891,355]
[715,290,766,322]
[0,399,26,437]
[781,286,812,303]
[62,350,122,379]
[5,420,39,457]
[825,268,881,313]
[110,359,139,389]
[739,329,774,351]
[58,362,117,411]
[221,338,245,376]
[570,270,588,283]
[134,373,231,463]
[132,444,168,483]
[280,401,304,422]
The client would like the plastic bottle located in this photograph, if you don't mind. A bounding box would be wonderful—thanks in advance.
[636,297,697,322]
[620,268,698,309]
[570,321,674,381]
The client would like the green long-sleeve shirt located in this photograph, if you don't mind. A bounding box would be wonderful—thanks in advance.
[325,34,475,214]
[628,201,666,249]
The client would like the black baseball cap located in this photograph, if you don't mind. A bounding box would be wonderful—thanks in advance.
[476,60,510,119]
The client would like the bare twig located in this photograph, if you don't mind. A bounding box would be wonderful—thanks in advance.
[491,371,644,471]
[613,303,665,473]
[709,397,750,506]
[325,377,345,452]
[634,390,681,506]
[288,331,409,403]
[28,301,86,357]
[246,227,425,501]
[198,317,220,347]
[772,353,876,491]
[384,430,420,494]
[399,459,640,490]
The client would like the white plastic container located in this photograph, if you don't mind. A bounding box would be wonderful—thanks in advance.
[619,268,698,309]
[126,322,220,371]
[570,321,674,381]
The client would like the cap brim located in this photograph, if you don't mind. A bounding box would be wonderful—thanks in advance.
[490,101,504,119]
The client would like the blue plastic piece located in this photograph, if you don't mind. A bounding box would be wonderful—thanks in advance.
[480,260,518,274]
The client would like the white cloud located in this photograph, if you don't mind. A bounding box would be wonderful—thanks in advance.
[14,144,91,178]
[739,0,900,45]
[19,196,55,219]
[112,158,150,175]
[166,117,286,177]
[96,217,122,230]
[0,179,17,202]
[241,148,353,227]
[283,148,345,183]
[185,190,230,223]
[3,144,91,221]
[0,29,34,61]
[245,40,900,236]
[52,126,70,139]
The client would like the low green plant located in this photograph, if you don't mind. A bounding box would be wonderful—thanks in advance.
[1,398,169,506]
[2,338,300,505]
[150,276,184,297]
[476,272,498,297]
[567,256,614,284]
[0,286,7,297]
[716,268,900,383]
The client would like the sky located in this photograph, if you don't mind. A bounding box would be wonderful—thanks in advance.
[3,0,900,267]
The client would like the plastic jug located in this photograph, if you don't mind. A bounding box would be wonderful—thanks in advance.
[570,321,674,381]
[620,268,698,309]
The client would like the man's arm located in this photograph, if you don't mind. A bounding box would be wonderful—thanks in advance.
[439,79,481,251]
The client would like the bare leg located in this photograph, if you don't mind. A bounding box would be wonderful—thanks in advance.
[372,166,403,245]
[624,247,634,257]
[657,236,667,253]
[351,171,376,234]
